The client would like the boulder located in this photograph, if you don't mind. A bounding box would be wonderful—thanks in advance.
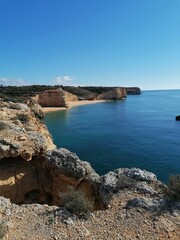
[176,115,180,121]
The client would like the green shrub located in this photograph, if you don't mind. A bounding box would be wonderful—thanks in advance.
[61,187,93,215]
[17,113,30,123]
[167,175,180,200]
[0,122,9,131]
[117,175,137,190]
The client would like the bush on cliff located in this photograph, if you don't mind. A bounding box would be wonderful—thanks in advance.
[17,113,30,123]
[61,187,93,215]
[167,175,180,200]
[0,122,9,131]
[117,175,137,190]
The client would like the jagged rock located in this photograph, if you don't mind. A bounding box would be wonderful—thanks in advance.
[27,99,44,120]
[176,115,180,121]
[0,101,55,160]
[0,100,165,210]
[1,99,180,240]
[98,167,162,209]
[0,101,56,203]
[43,148,94,181]
[38,148,103,208]
[0,103,104,206]
[126,197,162,211]
[120,168,157,182]
[97,87,126,100]
[101,168,157,193]
[126,197,180,214]
[136,182,158,195]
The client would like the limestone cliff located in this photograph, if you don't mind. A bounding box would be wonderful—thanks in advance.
[0,101,102,207]
[0,100,55,161]
[37,88,78,107]
[0,100,163,209]
[1,100,180,240]
[97,87,127,100]
[125,87,141,95]
[0,100,56,204]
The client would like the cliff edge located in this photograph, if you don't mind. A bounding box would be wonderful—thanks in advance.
[0,100,179,240]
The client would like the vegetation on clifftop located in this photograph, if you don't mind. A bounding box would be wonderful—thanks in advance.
[0,85,141,102]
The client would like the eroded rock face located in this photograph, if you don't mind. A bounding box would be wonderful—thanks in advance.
[0,100,165,210]
[0,100,103,207]
[0,157,40,203]
[0,101,56,161]
[125,87,141,95]
[0,100,56,204]
[37,88,78,107]
[99,167,162,205]
[97,87,127,100]
[38,149,103,208]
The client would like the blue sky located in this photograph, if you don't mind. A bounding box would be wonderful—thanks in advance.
[1,0,180,90]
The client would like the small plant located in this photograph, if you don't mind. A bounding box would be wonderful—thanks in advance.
[167,175,180,200]
[17,113,30,123]
[61,187,93,215]
[0,122,9,131]
[117,175,137,190]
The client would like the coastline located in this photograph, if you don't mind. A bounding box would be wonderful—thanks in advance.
[43,100,106,113]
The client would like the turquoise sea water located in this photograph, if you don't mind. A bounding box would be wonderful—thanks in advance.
[45,90,180,183]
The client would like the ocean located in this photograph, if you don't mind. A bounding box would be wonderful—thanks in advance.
[45,90,180,183]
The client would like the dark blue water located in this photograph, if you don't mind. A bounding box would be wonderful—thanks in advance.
[45,90,180,183]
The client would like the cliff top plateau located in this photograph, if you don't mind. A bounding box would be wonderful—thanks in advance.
[0,85,141,103]
[0,99,179,240]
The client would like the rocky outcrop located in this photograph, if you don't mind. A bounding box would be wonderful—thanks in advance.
[0,100,55,161]
[0,101,102,207]
[1,100,180,240]
[176,115,180,121]
[38,149,103,208]
[0,100,171,210]
[0,101,56,204]
[97,87,126,100]
[125,87,141,95]
[37,88,78,107]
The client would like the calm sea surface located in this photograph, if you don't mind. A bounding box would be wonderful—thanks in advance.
[45,90,180,183]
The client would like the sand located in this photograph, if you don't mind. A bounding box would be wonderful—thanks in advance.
[42,100,106,113]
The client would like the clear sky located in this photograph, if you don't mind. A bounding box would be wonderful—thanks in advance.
[1,0,180,90]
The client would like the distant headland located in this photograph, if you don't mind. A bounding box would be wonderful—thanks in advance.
[0,85,141,109]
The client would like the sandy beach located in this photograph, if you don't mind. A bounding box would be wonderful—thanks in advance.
[43,100,106,113]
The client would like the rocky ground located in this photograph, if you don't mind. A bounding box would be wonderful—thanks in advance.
[0,100,180,240]
[1,187,180,240]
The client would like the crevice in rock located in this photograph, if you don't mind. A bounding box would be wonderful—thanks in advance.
[0,156,46,205]
[22,190,53,204]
